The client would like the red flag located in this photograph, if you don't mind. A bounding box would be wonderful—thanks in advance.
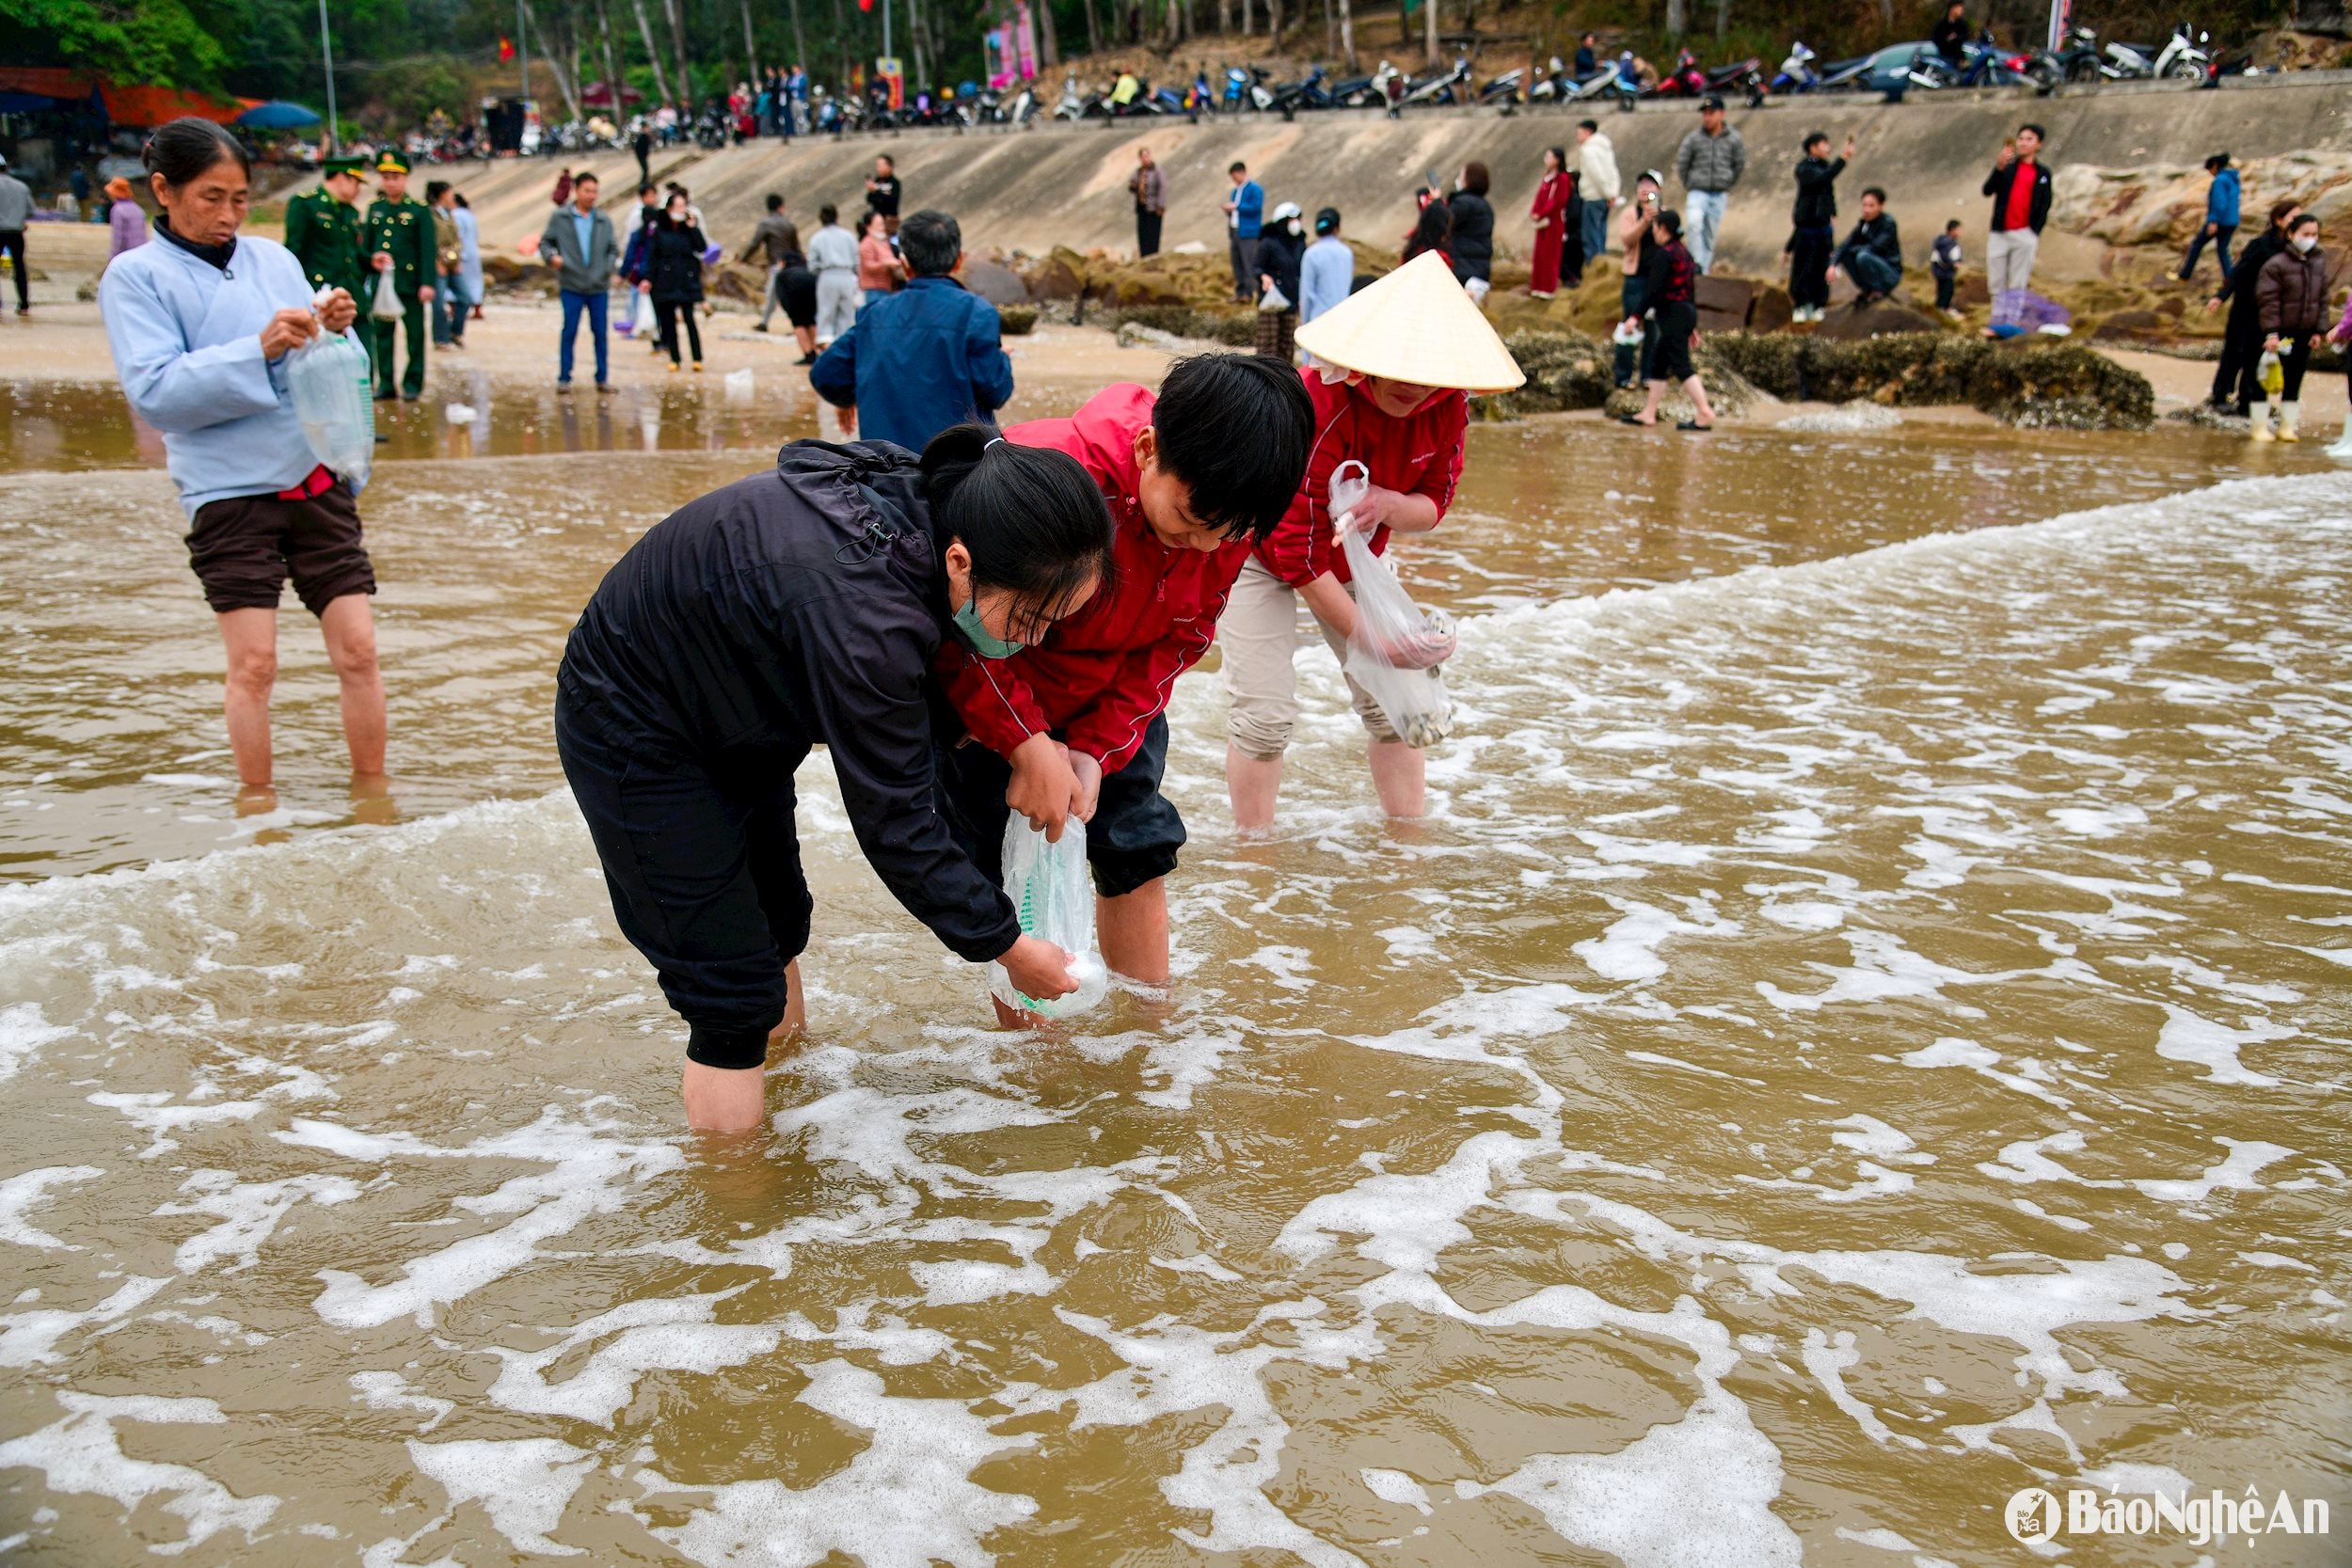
[499,35,516,61]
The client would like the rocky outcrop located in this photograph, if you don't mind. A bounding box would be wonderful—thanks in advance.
[1477,329,1759,421]
[2054,150,2352,249]
[1704,332,2155,429]
[1812,297,1945,341]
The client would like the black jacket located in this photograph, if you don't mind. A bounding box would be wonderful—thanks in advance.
[557,441,1021,964]
[1791,154,1846,230]
[1258,223,1305,305]
[647,217,709,303]
[2216,227,2288,327]
[1931,15,1969,64]
[1981,158,2053,234]
[1448,190,1495,282]
[1835,213,1902,275]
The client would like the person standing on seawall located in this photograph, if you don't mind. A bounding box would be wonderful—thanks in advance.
[2249,213,2333,444]
[2205,199,2301,416]
[1981,123,2052,298]
[556,431,1112,1132]
[1129,146,1167,259]
[1575,119,1621,278]
[2179,152,2238,285]
[1675,96,1745,274]
[1529,147,1575,299]
[1931,220,1964,318]
[99,119,385,806]
[1224,161,1264,305]
[865,153,902,237]
[1448,163,1496,305]
[1784,132,1851,325]
[362,150,435,402]
[0,153,31,315]
[1225,252,1522,831]
[538,170,619,392]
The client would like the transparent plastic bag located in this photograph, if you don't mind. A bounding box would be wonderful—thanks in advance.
[986,816,1109,1018]
[2257,349,2283,397]
[1331,460,1455,750]
[370,269,403,321]
[286,307,375,489]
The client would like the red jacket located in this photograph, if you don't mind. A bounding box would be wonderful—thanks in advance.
[933,384,1252,772]
[1253,372,1468,589]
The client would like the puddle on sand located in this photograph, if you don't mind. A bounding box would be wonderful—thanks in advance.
[0,383,2346,1564]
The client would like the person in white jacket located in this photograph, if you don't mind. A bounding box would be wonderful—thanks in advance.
[1575,119,1623,270]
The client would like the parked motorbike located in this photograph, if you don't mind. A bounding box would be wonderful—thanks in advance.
[2023,25,2106,89]
[1524,55,1571,103]
[1397,55,1473,108]
[1568,53,1643,112]
[1476,66,1525,105]
[1771,42,1822,95]
[2104,21,2210,79]
[1271,64,1332,119]
[1645,49,1709,99]
[1707,55,1769,106]
[1222,64,1276,111]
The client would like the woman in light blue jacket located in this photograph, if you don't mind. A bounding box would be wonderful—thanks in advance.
[99,118,387,803]
[453,190,484,324]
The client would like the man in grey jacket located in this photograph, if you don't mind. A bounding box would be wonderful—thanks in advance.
[1674,96,1747,274]
[0,153,33,315]
[537,170,621,391]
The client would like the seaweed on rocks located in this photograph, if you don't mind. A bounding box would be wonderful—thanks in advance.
[1701,332,2154,430]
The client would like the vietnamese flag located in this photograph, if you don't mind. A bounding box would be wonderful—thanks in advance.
[499,35,516,61]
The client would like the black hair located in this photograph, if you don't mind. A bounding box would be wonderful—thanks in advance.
[876,152,895,170]
[425,179,450,202]
[143,118,248,188]
[819,202,838,226]
[1862,185,1887,203]
[898,209,961,277]
[1656,208,1684,240]
[2287,212,2319,231]
[1546,145,1567,170]
[2019,121,2045,140]
[2203,152,2228,172]
[1459,161,1490,197]
[639,182,658,198]
[921,425,1114,624]
[1151,355,1313,543]
[766,192,785,211]
[1404,199,1453,262]
[1578,118,1598,133]
[1944,217,1961,231]
[2266,198,2299,230]
[453,192,469,208]
[574,170,599,187]
[1229,160,1248,175]
[1804,131,1829,152]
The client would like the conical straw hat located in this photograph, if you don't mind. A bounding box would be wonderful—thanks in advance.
[1293,249,1525,393]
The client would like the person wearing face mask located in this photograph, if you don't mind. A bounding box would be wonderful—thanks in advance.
[931,356,1314,1016]
[1223,251,1523,831]
[1256,201,1307,361]
[645,190,709,372]
[556,428,1115,1132]
[2250,214,2334,443]
[2207,200,2304,416]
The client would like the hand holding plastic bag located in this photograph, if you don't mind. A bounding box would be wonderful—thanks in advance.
[370,269,403,322]
[987,816,1109,1019]
[286,290,375,490]
[1330,461,1454,749]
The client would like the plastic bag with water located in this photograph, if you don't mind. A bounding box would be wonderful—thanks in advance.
[286,304,375,490]
[1331,460,1455,750]
[370,269,404,322]
[2257,349,2283,398]
[986,816,1109,1018]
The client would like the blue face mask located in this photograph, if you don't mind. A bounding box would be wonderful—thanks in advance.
[953,593,1024,659]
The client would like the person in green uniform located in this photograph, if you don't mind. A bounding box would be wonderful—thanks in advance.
[283,156,369,302]
[362,150,435,402]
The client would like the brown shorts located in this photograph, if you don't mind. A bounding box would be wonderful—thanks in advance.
[185,483,376,616]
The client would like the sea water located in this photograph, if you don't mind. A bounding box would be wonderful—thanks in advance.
[0,424,2345,1565]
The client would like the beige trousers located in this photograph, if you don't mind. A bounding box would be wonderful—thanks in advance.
[1222,557,1402,759]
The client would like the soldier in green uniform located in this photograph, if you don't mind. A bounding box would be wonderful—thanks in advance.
[284,156,369,302]
[361,150,436,402]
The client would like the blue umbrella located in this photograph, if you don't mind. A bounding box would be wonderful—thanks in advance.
[234,100,324,129]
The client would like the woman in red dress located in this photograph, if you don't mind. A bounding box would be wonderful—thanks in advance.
[1529,146,1577,298]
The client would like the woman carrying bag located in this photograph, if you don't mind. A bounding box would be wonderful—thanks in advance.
[1256,200,1307,362]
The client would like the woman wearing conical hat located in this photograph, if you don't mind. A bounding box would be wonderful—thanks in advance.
[1222,249,1523,831]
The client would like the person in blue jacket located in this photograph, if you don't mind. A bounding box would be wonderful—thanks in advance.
[99,117,386,803]
[1223,160,1264,304]
[2180,151,2240,284]
[809,209,1013,451]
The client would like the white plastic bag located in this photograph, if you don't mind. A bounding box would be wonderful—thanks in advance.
[1331,460,1455,750]
[286,308,375,489]
[370,269,403,322]
[1259,283,1292,313]
[987,816,1108,1019]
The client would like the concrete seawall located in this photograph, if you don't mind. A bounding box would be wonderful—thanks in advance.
[394,77,2352,283]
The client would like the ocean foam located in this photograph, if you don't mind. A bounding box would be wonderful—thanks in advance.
[0,1391,277,1554]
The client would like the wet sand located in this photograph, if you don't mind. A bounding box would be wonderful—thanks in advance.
[0,285,2346,1567]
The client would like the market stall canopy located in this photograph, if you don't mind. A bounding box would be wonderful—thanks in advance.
[233,100,323,129]
[0,67,103,114]
[100,83,247,126]
[580,80,645,106]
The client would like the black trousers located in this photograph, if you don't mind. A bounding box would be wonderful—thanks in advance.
[933,715,1184,900]
[654,298,704,365]
[1933,270,1957,310]
[1788,227,1835,310]
[556,684,809,1070]
[1136,209,1163,257]
[2212,315,2264,410]
[0,230,24,309]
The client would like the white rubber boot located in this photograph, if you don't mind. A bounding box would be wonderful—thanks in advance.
[2328,417,2352,458]
[2277,402,2300,443]
[2249,401,2276,442]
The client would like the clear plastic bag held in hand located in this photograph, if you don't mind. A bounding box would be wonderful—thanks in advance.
[287,303,376,490]
[987,817,1109,1018]
[1330,460,1455,749]
[370,269,404,322]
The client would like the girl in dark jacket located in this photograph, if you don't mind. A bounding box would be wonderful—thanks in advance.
[1255,200,1307,361]
[554,428,1116,1132]
[2207,198,2300,414]
[646,191,709,371]
[1619,209,1717,431]
[1447,162,1496,303]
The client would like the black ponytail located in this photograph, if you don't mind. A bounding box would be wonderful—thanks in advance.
[143,118,250,188]
[921,424,1114,624]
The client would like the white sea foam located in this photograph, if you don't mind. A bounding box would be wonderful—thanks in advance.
[0,1165,103,1250]
[0,1392,277,1554]
[405,1436,595,1557]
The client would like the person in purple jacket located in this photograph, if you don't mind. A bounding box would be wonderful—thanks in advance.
[104,176,150,267]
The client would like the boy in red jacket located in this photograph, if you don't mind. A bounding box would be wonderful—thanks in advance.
[933,355,1313,1006]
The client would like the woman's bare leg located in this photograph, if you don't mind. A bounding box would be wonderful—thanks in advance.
[1225,745,1284,832]
[1366,740,1426,818]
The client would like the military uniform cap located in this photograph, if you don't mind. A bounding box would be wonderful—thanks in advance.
[323,155,366,176]
[373,150,411,174]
